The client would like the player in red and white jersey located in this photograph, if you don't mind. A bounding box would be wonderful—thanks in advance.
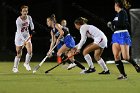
[12,5,34,73]
[74,17,110,74]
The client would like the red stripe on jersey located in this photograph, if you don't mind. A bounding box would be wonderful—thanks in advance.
[98,38,103,44]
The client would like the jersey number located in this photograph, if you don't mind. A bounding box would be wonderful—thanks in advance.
[21,27,28,32]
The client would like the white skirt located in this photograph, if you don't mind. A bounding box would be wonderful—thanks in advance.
[15,32,31,46]
[94,36,108,48]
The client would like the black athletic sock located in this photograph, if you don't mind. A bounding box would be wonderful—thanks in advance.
[61,54,67,60]
[74,60,85,70]
[66,59,72,64]
[61,54,72,64]
[128,58,138,67]
[115,60,126,76]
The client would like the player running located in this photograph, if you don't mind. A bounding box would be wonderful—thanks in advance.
[12,5,35,73]
[74,17,110,74]
[46,14,86,73]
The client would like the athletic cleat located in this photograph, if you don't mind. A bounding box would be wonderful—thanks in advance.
[80,68,88,74]
[12,67,19,73]
[117,74,127,80]
[84,67,96,73]
[98,70,110,75]
[135,65,140,73]
[24,63,31,71]
[67,63,77,70]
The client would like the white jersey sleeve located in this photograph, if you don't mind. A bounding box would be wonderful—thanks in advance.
[77,25,88,50]
[16,18,25,40]
[28,16,34,30]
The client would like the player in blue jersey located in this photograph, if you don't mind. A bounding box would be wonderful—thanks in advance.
[46,14,86,73]
[107,0,140,80]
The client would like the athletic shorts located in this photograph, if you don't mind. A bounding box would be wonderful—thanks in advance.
[112,30,131,46]
[94,36,108,48]
[15,32,31,46]
[64,35,75,48]
[57,41,64,50]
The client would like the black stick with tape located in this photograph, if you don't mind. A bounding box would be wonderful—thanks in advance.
[45,52,78,74]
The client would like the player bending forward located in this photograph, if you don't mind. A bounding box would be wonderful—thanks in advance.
[46,14,87,73]
[74,17,110,74]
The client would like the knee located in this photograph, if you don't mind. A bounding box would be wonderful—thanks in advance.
[17,51,22,58]
[123,56,130,61]
[27,52,32,55]
[114,54,120,61]
[57,52,62,57]
[27,49,32,55]
[28,53,33,57]
[83,50,88,56]
[94,54,100,61]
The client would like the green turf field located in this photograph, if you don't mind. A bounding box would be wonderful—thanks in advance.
[0,62,140,93]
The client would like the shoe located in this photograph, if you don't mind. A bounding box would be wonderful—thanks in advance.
[80,68,88,74]
[135,65,140,73]
[67,63,77,70]
[84,67,96,73]
[98,70,110,75]
[117,74,127,80]
[24,63,31,71]
[12,67,18,73]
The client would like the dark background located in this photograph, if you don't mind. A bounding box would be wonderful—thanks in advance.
[0,0,139,62]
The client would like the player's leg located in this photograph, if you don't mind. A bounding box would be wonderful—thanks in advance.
[94,48,110,74]
[24,41,32,71]
[56,41,64,63]
[66,49,86,71]
[82,43,100,73]
[66,49,76,69]
[113,43,127,79]
[57,44,70,63]
[120,45,140,73]
[12,46,22,73]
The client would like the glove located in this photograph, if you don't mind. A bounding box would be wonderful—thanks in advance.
[107,21,114,32]
[107,22,112,27]
[76,49,80,54]
[47,51,53,58]
[30,30,36,35]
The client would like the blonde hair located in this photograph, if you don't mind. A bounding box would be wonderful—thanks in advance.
[115,0,131,9]
[74,17,88,25]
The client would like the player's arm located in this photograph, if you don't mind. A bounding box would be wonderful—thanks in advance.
[49,30,56,51]
[77,26,87,50]
[47,30,56,57]
[55,24,64,44]
[28,15,35,34]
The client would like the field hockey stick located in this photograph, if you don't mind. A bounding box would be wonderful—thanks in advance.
[33,44,58,73]
[45,52,78,74]
[22,35,32,49]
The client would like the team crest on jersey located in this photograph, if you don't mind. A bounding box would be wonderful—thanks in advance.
[113,17,118,21]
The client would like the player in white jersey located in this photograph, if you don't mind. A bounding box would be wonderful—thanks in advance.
[74,17,110,74]
[12,5,35,73]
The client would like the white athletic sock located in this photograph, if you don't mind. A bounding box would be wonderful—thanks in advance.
[84,54,94,68]
[13,57,20,68]
[25,53,32,64]
[97,58,108,71]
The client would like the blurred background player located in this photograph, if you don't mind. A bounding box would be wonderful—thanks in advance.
[12,5,35,73]
[74,17,110,74]
[107,0,140,80]
[46,14,86,73]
